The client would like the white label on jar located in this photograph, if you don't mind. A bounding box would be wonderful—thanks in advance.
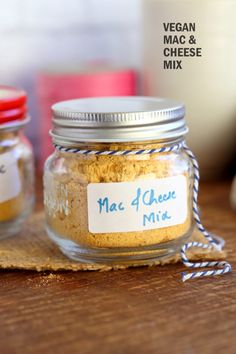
[87,175,188,233]
[0,151,21,203]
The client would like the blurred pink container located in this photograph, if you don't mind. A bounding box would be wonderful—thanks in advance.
[37,67,137,170]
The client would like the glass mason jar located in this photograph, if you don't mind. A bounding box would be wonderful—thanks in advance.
[44,97,194,265]
[0,86,34,239]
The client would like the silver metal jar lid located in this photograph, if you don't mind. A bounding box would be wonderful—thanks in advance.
[51,96,188,145]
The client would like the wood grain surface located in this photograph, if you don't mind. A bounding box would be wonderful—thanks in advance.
[0,177,236,354]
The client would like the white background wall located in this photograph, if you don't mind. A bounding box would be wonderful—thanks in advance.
[0,0,141,149]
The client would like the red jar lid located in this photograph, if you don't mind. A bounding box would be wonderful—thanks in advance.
[0,86,27,124]
[0,105,27,124]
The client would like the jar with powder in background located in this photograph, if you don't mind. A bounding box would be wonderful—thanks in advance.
[44,97,194,265]
[0,86,34,239]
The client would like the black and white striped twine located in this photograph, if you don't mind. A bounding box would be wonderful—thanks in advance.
[54,142,232,282]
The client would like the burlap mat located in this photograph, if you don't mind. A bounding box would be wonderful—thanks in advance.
[0,212,226,271]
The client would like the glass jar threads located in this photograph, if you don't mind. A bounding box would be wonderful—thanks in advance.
[44,97,194,265]
[0,86,34,239]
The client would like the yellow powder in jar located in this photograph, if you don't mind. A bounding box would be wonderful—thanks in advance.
[45,142,192,248]
[0,134,24,222]
[0,194,24,222]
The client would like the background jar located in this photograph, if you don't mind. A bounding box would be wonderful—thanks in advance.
[0,86,34,239]
[44,97,194,265]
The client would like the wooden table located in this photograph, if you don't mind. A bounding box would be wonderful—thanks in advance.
[0,180,236,354]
